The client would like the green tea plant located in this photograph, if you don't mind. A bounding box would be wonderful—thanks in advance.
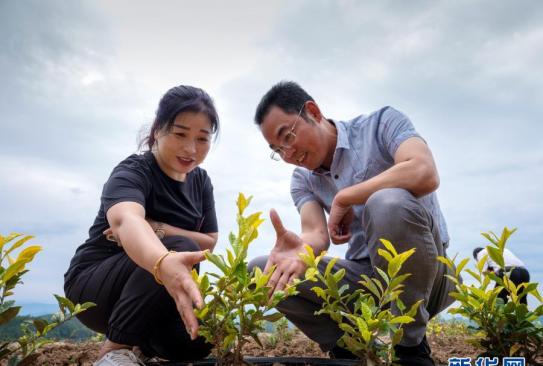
[264,318,294,349]
[300,240,422,366]
[274,317,294,343]
[426,316,471,338]
[192,193,298,366]
[438,227,543,363]
[0,233,95,365]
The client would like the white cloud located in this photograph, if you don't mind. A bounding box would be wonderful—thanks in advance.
[81,71,105,86]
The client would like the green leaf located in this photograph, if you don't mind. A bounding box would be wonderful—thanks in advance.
[371,278,384,296]
[405,300,423,318]
[437,256,452,269]
[465,269,481,283]
[499,227,517,248]
[33,319,48,334]
[390,315,414,324]
[2,246,42,282]
[396,298,406,312]
[262,312,283,322]
[304,267,318,282]
[380,239,397,256]
[377,248,393,262]
[391,327,404,346]
[486,246,505,269]
[80,302,96,311]
[0,233,23,253]
[481,231,499,245]
[226,249,235,267]
[388,256,401,278]
[374,267,389,285]
[3,235,35,258]
[389,273,411,291]
[360,277,381,299]
[455,257,470,277]
[228,232,237,247]
[195,306,210,319]
[250,333,263,348]
[509,343,521,356]
[332,268,345,282]
[237,193,252,215]
[205,252,229,274]
[338,284,349,296]
[312,286,326,299]
[324,257,338,278]
[360,302,372,321]
[54,294,75,313]
[223,333,236,350]
[339,323,356,337]
[0,306,20,326]
[397,248,416,266]
[476,254,488,273]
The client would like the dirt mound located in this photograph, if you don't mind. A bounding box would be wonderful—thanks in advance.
[7,331,538,365]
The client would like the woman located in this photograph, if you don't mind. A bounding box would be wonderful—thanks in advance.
[64,85,219,365]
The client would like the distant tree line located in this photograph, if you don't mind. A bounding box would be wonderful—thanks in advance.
[0,314,96,341]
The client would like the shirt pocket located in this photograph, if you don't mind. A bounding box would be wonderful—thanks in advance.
[353,160,386,183]
[352,160,376,183]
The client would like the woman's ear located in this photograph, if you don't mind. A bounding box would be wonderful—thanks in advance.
[154,125,164,141]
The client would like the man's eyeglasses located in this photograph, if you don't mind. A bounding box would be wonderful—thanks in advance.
[270,104,305,161]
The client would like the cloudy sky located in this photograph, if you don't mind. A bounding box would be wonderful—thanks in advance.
[1,0,542,306]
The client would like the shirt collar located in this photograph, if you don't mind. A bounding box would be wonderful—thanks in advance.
[335,120,350,150]
[311,119,349,176]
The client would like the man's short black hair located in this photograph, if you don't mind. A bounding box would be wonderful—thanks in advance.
[473,247,484,259]
[254,81,315,126]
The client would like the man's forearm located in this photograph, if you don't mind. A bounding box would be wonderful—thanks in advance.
[338,158,438,207]
[162,224,217,251]
[299,230,330,255]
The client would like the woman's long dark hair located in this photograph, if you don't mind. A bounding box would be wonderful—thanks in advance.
[140,85,220,151]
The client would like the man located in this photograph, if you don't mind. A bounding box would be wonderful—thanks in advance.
[473,247,530,305]
[249,81,457,366]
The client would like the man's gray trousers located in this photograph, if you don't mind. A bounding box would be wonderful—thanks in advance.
[249,188,458,350]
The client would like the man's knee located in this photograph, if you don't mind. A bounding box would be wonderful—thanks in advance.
[364,188,427,228]
[510,267,530,285]
[248,255,268,272]
[163,235,200,252]
[366,188,413,215]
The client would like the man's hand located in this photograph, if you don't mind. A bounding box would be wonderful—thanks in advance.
[328,195,354,244]
[264,209,307,296]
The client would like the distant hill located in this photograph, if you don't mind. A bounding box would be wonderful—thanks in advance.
[17,303,60,317]
[0,314,97,341]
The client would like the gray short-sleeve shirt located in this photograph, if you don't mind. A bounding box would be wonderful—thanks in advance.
[290,106,449,260]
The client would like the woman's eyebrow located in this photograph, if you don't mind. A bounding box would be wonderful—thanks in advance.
[172,124,211,134]
[172,124,189,130]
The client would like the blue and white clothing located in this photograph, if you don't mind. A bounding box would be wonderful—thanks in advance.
[290,106,449,260]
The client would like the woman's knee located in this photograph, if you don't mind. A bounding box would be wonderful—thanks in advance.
[162,235,200,252]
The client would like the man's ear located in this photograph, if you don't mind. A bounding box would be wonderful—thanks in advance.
[304,101,324,123]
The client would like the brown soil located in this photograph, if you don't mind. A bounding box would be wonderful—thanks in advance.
[6,331,540,365]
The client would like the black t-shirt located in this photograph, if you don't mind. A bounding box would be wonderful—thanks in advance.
[64,151,217,284]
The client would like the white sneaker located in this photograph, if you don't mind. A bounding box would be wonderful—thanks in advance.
[93,349,145,366]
